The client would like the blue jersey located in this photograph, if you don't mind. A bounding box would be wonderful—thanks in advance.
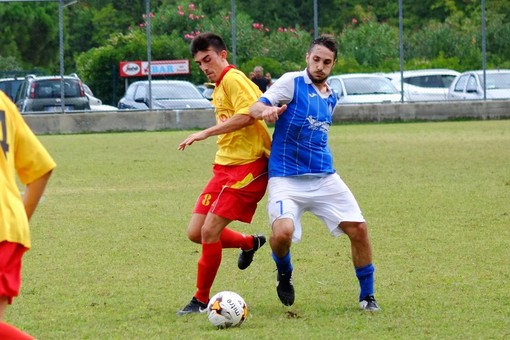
[259,70,337,178]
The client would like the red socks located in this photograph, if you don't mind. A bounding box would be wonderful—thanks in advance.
[0,322,34,340]
[194,231,255,303]
[220,228,253,250]
[195,241,222,303]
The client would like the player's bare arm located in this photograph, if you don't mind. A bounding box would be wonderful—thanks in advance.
[249,102,287,124]
[178,114,255,150]
[23,170,53,221]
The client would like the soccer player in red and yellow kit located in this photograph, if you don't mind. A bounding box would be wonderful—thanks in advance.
[0,91,56,338]
[177,33,271,315]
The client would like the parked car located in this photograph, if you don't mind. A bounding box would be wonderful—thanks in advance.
[83,84,118,111]
[14,74,90,113]
[447,69,510,101]
[118,80,214,110]
[0,77,24,102]
[327,73,403,104]
[385,69,460,101]
[196,82,214,100]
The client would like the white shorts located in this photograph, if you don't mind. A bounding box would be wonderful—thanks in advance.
[267,174,365,243]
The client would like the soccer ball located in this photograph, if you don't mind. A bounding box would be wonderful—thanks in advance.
[207,291,248,329]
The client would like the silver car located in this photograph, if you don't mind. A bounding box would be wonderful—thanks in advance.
[385,69,460,102]
[447,69,510,100]
[328,73,403,104]
[118,80,214,110]
[15,75,91,113]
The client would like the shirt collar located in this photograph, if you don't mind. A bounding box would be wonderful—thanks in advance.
[303,69,332,95]
[216,65,236,86]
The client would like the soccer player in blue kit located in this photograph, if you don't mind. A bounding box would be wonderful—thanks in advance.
[249,35,380,311]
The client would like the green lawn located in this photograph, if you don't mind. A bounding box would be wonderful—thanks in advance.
[9,120,510,339]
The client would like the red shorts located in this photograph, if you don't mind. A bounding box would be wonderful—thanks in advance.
[0,242,28,304]
[194,157,268,223]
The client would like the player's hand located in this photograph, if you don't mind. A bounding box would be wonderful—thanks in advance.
[178,131,207,150]
[261,104,287,123]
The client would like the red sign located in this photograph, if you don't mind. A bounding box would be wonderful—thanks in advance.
[119,60,190,77]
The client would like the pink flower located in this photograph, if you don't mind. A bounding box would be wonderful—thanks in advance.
[178,10,184,16]
[189,13,194,20]
[352,18,358,24]
[278,27,284,32]
[189,3,195,11]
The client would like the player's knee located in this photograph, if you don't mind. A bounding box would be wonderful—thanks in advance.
[342,221,368,241]
[188,233,201,244]
[186,228,202,244]
[271,220,294,243]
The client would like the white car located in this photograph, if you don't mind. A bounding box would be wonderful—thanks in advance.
[84,84,118,111]
[85,93,118,111]
[118,80,214,110]
[327,73,404,104]
[83,84,119,111]
[447,69,510,101]
[385,69,460,102]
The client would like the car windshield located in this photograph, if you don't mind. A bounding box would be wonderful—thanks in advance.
[343,77,398,95]
[480,73,510,89]
[150,84,202,100]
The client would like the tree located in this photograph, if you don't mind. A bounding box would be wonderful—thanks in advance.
[0,3,59,71]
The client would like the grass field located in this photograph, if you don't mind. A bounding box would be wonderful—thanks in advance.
[8,120,510,339]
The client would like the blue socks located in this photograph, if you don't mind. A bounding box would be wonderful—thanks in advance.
[273,252,373,301]
[272,251,293,274]
[355,263,375,301]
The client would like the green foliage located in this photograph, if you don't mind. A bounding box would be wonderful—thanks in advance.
[403,52,462,72]
[75,30,148,105]
[339,20,399,69]
[0,3,59,71]
[0,56,21,72]
[406,19,482,71]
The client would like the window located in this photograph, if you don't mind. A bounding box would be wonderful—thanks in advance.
[454,75,468,92]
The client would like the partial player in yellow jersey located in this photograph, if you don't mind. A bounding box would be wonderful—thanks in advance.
[177,32,271,315]
[0,91,56,339]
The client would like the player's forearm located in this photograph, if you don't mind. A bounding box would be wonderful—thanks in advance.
[208,113,254,136]
[23,170,53,221]
[249,101,267,120]
[249,102,286,123]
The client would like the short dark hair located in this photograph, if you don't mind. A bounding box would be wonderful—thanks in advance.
[308,35,338,60]
[190,32,227,57]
